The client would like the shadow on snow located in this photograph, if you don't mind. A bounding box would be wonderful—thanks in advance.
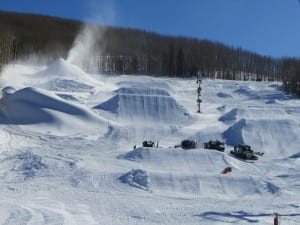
[195,211,300,223]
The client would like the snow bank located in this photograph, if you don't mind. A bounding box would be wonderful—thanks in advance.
[94,87,191,123]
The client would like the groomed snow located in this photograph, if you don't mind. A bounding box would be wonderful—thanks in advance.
[0,60,299,224]
[93,86,191,124]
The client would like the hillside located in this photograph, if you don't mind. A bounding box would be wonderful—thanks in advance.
[1,10,300,94]
[0,11,285,78]
[0,57,299,224]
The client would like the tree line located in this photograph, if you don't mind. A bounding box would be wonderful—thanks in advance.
[0,10,300,96]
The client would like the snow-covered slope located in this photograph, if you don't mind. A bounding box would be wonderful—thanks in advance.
[0,60,299,225]
[94,86,191,124]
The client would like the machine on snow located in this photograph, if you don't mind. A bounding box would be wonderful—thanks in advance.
[180,139,197,150]
[142,140,155,147]
[204,140,225,152]
[230,144,263,160]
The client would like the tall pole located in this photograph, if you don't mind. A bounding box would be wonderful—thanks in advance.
[197,73,202,113]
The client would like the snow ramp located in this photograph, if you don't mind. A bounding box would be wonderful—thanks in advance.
[94,87,191,124]
[120,148,280,198]
[223,118,300,157]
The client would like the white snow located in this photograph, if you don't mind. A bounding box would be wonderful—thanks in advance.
[93,86,191,124]
[0,60,299,225]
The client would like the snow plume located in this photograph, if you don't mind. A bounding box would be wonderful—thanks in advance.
[67,0,115,72]
[67,24,104,72]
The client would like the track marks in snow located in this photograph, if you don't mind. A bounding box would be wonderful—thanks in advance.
[0,198,98,225]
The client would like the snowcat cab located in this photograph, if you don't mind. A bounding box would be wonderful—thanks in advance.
[204,140,225,152]
[230,144,258,160]
[143,140,155,147]
[181,140,197,150]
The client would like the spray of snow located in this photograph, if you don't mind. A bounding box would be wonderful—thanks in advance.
[67,0,115,72]
[66,24,104,72]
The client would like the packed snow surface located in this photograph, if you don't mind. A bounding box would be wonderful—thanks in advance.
[0,59,299,225]
[94,86,191,123]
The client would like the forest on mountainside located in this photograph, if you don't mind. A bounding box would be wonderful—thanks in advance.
[0,10,300,96]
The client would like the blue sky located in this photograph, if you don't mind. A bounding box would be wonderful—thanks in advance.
[1,0,300,58]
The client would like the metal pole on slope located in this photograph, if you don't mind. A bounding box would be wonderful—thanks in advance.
[273,213,280,225]
[196,72,202,113]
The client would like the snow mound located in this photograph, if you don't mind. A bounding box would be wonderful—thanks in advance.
[217,92,232,98]
[0,86,102,125]
[191,129,224,147]
[2,86,16,97]
[219,108,245,124]
[119,169,149,190]
[36,58,101,86]
[220,107,288,122]
[234,85,258,99]
[289,152,300,159]
[223,118,300,156]
[223,119,246,146]
[265,99,278,104]
[93,87,190,123]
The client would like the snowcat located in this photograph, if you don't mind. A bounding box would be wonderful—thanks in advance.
[230,144,258,160]
[142,140,155,147]
[204,140,225,152]
[181,139,197,150]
